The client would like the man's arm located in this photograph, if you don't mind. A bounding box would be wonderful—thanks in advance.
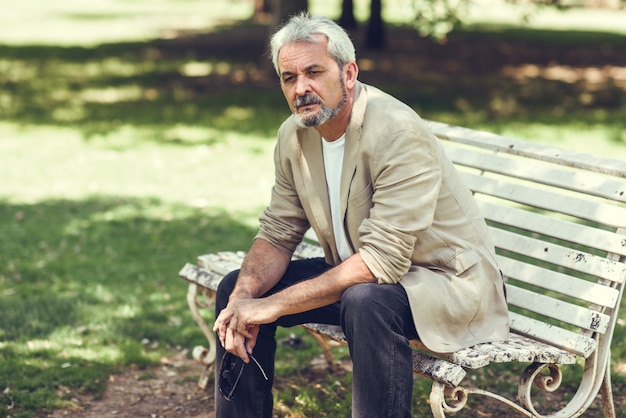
[259,252,375,318]
[230,238,291,301]
[220,251,375,360]
[215,238,376,361]
[213,238,290,359]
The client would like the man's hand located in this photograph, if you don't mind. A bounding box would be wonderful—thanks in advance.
[213,297,279,362]
[213,239,291,361]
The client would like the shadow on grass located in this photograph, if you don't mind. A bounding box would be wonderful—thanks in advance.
[0,196,256,417]
[1,22,625,143]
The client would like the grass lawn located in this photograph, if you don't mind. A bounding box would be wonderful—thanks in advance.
[1,1,625,417]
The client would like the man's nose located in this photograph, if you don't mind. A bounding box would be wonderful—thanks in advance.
[295,76,310,97]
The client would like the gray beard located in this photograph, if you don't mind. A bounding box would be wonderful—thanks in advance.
[293,77,348,128]
[294,101,339,128]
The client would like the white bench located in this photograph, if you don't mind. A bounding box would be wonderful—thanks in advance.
[179,121,626,417]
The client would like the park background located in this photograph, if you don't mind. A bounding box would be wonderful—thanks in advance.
[1,0,625,416]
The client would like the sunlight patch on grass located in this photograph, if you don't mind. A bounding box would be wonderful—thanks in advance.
[112,303,140,319]
[179,61,213,77]
[0,123,275,218]
[12,338,120,364]
[81,85,145,104]
[1,0,254,46]
[466,0,626,35]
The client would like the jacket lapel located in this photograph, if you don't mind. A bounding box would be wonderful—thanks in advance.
[297,128,337,254]
[340,82,367,221]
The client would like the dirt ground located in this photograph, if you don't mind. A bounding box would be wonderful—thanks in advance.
[46,350,215,418]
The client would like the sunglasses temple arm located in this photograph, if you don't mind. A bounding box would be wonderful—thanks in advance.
[249,354,269,381]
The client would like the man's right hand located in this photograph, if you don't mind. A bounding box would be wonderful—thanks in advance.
[214,306,254,362]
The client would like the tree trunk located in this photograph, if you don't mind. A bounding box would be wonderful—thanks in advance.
[251,0,272,22]
[270,0,309,28]
[339,0,358,29]
[366,0,385,49]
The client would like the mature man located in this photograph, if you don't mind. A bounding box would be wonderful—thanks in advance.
[213,13,509,417]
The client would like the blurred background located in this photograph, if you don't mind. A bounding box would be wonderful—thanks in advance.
[1,0,625,417]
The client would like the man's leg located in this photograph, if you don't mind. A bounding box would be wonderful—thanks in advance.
[340,283,419,418]
[214,257,339,418]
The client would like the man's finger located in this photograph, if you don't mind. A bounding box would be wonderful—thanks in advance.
[223,328,250,363]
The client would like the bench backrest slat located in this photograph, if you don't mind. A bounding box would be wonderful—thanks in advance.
[490,228,626,283]
[464,173,626,230]
[509,313,597,357]
[477,200,626,257]
[505,284,610,333]
[496,256,620,308]
[429,120,626,179]
[444,146,626,202]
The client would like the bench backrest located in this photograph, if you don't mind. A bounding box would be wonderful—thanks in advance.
[428,121,626,359]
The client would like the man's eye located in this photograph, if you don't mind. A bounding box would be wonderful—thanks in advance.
[283,76,295,83]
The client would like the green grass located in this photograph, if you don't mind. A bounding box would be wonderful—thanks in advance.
[0,196,258,416]
[1,1,625,417]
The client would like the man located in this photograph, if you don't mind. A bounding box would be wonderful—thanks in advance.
[213,13,509,417]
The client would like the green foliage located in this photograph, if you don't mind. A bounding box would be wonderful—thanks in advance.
[410,0,470,39]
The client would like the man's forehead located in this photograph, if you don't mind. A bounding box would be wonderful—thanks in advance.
[278,39,331,69]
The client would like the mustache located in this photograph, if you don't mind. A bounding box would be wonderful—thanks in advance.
[293,94,321,108]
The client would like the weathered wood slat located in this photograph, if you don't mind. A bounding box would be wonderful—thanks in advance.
[508,312,597,357]
[490,228,626,283]
[478,201,626,257]
[449,334,578,367]
[496,256,620,308]
[505,285,610,333]
[411,333,578,369]
[428,120,626,180]
[444,145,626,203]
[465,173,626,229]
[411,352,467,387]
[179,262,225,290]
[197,251,247,274]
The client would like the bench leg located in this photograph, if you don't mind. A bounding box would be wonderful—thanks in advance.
[430,381,537,417]
[186,283,217,389]
[429,382,467,418]
[600,355,616,418]
[303,327,337,367]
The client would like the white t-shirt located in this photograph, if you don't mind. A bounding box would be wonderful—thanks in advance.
[322,134,352,261]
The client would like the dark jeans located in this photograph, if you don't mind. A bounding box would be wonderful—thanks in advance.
[214,257,419,418]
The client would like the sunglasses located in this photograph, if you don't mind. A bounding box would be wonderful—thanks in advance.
[218,351,269,401]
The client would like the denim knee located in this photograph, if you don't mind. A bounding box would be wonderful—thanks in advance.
[215,269,239,313]
[340,282,418,341]
[340,283,384,330]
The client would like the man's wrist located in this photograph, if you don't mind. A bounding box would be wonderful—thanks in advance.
[229,286,255,301]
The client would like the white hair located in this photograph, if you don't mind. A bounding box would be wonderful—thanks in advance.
[269,13,356,75]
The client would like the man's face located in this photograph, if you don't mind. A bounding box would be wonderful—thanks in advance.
[278,38,348,128]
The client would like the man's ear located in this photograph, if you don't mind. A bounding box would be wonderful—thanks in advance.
[344,61,359,89]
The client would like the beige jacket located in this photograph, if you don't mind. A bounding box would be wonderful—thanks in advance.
[256,82,509,353]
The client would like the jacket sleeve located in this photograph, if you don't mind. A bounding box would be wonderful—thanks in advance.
[255,126,310,256]
[358,119,442,284]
